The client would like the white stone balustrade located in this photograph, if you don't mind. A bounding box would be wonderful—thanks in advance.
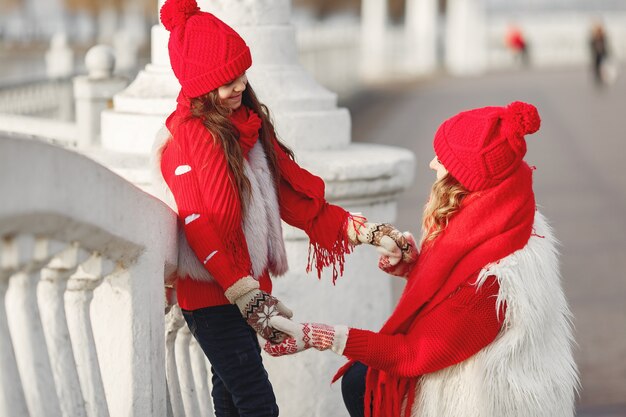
[0,134,186,417]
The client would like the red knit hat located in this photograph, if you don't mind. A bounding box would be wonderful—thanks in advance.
[433,101,541,191]
[160,0,252,98]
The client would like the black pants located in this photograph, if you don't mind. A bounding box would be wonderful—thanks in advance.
[182,304,279,417]
[341,362,369,417]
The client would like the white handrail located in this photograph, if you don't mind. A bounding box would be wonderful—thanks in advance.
[0,134,178,417]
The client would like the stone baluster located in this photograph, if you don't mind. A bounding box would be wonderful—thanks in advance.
[6,236,63,417]
[176,324,202,417]
[65,253,110,417]
[45,32,75,80]
[189,337,213,417]
[165,304,186,417]
[405,0,438,75]
[0,237,29,417]
[73,45,128,148]
[39,243,88,417]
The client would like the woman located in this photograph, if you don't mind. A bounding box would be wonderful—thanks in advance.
[153,1,413,416]
[266,101,579,417]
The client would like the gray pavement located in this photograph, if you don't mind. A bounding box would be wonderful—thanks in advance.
[344,66,626,414]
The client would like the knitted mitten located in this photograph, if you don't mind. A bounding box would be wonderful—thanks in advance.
[262,316,349,357]
[378,231,419,278]
[347,214,418,264]
[234,289,293,344]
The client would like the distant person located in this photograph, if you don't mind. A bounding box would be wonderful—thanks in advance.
[265,102,580,417]
[505,24,529,67]
[589,21,612,85]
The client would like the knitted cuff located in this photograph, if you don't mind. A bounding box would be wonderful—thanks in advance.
[331,325,350,355]
[224,276,260,304]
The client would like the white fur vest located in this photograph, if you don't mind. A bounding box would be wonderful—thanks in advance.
[152,126,288,282]
[411,211,579,417]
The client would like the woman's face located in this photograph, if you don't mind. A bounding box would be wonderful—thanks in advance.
[218,73,247,110]
[429,156,448,180]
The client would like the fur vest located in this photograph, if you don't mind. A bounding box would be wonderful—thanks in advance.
[152,126,288,282]
[410,212,579,417]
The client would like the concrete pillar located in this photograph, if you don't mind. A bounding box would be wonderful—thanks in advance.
[45,32,74,79]
[405,0,438,75]
[445,0,487,75]
[360,0,388,81]
[73,45,128,148]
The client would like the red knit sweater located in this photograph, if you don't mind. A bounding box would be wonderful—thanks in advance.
[343,276,504,377]
[161,106,351,310]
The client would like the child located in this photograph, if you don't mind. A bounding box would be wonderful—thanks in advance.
[265,102,580,417]
[154,1,414,416]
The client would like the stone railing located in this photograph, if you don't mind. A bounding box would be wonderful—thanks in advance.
[0,133,213,417]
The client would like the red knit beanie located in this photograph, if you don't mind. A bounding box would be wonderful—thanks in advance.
[433,101,541,191]
[160,0,252,98]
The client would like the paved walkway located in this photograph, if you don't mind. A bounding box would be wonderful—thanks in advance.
[345,66,626,414]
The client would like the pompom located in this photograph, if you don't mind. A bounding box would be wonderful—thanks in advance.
[506,101,541,135]
[160,0,200,32]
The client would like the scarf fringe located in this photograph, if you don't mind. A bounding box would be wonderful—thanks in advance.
[306,216,353,284]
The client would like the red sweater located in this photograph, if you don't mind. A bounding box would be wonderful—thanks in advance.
[161,109,350,310]
[343,276,504,377]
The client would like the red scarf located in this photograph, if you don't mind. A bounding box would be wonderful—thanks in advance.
[230,105,262,158]
[335,163,536,417]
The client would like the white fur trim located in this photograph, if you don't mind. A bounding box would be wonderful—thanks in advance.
[411,212,579,417]
[242,143,289,277]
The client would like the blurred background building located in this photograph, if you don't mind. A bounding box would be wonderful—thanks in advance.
[1,0,625,416]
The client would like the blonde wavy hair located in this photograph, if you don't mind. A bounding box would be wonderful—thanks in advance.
[421,172,471,246]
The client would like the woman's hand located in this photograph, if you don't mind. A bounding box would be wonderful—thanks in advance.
[347,214,418,264]
[262,316,349,357]
[378,231,418,278]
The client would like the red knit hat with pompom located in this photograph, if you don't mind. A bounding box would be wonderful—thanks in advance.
[433,101,541,191]
[160,0,252,98]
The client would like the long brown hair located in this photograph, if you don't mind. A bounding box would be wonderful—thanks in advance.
[189,82,294,211]
[421,172,471,246]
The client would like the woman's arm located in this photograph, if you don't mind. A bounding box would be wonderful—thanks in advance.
[265,277,504,378]
[343,277,504,377]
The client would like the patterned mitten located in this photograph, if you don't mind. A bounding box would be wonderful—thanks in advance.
[378,231,418,278]
[347,214,418,264]
[234,289,293,344]
[262,316,349,357]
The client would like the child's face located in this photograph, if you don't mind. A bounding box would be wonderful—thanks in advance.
[218,73,248,110]
[429,156,448,180]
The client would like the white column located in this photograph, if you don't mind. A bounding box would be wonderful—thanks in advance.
[73,45,128,148]
[0,238,29,417]
[65,254,110,417]
[38,244,87,417]
[165,305,186,417]
[360,0,388,81]
[405,0,438,75]
[445,0,487,75]
[6,237,63,417]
